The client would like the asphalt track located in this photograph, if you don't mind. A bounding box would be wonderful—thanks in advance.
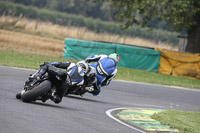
[0,66,200,133]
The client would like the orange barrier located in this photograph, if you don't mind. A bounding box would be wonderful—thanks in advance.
[155,48,200,79]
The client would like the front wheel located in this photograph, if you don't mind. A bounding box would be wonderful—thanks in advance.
[21,80,52,102]
[16,91,21,99]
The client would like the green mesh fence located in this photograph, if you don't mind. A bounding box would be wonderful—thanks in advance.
[63,38,160,72]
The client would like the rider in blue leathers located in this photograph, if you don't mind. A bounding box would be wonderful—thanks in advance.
[22,60,94,103]
[85,53,119,96]
[18,53,119,103]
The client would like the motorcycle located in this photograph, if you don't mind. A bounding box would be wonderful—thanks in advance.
[65,85,86,96]
[65,63,97,96]
[16,65,71,103]
[64,70,96,96]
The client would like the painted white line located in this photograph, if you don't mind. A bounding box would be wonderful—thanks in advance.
[106,107,147,133]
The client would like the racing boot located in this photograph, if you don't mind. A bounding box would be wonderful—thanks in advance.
[51,96,62,104]
[49,89,62,104]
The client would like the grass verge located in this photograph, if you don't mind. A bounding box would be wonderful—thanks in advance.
[152,110,200,133]
[117,67,200,89]
[0,49,75,69]
[0,48,200,89]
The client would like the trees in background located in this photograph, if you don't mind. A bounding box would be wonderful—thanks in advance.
[2,0,171,29]
[91,0,200,53]
[0,1,179,45]
[4,0,199,52]
[2,0,112,21]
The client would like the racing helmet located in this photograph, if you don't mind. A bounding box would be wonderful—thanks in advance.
[85,67,97,85]
[76,60,89,73]
[109,53,119,64]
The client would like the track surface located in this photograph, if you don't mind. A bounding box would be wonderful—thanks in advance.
[0,66,200,133]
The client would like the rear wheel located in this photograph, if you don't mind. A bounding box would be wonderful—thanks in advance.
[21,80,52,102]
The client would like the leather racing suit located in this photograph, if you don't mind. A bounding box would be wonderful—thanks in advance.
[85,54,117,96]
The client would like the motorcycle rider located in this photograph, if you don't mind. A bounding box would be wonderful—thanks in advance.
[84,53,119,96]
[18,60,96,103]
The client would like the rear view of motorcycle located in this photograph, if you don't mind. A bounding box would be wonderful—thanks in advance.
[16,65,71,104]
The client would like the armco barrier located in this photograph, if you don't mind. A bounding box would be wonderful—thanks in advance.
[63,38,160,72]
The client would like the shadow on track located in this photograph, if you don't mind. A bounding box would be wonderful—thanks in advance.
[23,101,79,111]
[65,95,112,105]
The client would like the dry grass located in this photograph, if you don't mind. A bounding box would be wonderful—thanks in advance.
[0,15,178,56]
[0,29,64,56]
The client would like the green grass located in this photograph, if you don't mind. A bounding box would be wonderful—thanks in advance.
[152,110,200,133]
[0,49,76,69]
[116,67,200,89]
[0,49,200,90]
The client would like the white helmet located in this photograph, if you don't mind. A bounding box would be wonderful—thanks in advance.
[76,60,89,73]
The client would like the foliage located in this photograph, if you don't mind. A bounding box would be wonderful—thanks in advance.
[2,0,112,21]
[2,0,181,31]
[3,0,183,31]
[152,110,200,133]
[0,1,179,44]
[90,0,200,53]
[94,0,200,31]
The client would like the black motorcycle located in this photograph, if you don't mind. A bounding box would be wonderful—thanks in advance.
[16,65,71,103]
[64,70,96,96]
[64,85,87,96]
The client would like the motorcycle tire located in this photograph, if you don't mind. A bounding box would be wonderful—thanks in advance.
[16,91,21,99]
[21,80,52,102]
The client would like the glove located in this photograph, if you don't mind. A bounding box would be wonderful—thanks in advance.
[40,62,51,67]
[85,59,91,63]
[84,87,94,92]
